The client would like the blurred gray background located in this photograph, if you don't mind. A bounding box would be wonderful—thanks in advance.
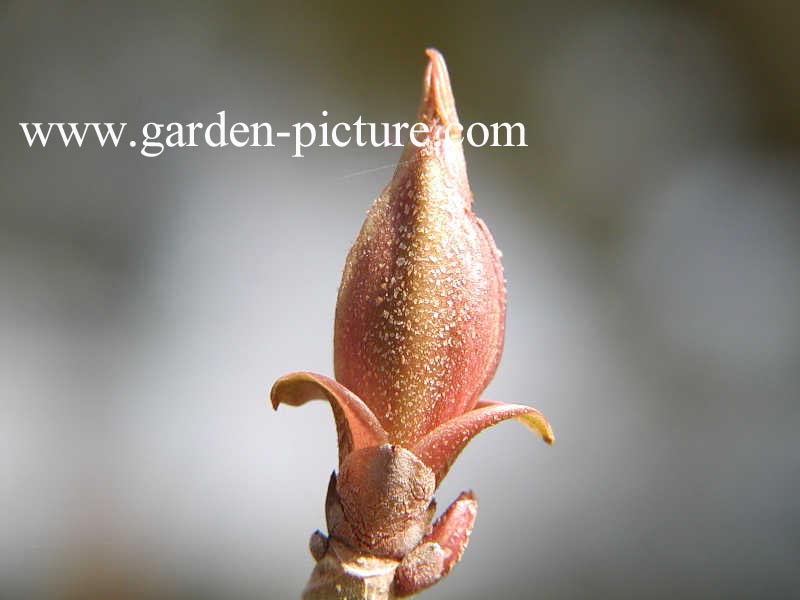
[1,1,799,598]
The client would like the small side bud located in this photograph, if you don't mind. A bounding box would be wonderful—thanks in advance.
[309,530,328,562]
[392,490,478,596]
[393,542,446,597]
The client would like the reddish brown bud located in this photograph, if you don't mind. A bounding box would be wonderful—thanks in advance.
[334,49,506,445]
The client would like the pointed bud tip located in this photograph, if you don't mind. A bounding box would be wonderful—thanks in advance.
[420,48,459,128]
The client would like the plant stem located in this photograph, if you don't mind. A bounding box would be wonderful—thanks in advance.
[302,539,399,600]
